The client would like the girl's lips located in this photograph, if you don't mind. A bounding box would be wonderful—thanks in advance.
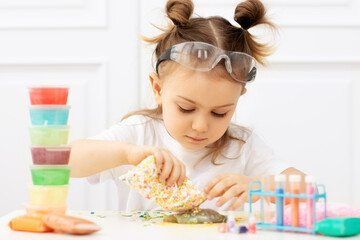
[186,136,207,142]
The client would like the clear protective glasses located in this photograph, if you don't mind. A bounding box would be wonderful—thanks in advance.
[155,41,257,83]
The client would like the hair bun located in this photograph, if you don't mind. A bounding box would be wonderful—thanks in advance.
[166,0,194,27]
[234,0,266,30]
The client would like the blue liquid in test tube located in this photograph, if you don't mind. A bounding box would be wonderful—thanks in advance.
[275,174,286,226]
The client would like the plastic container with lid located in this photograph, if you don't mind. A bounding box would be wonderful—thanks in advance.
[25,204,67,216]
[28,185,69,206]
[29,125,69,146]
[30,165,71,185]
[31,145,71,165]
[29,105,70,126]
[28,86,69,105]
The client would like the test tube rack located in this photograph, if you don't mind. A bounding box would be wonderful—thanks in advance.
[248,180,327,235]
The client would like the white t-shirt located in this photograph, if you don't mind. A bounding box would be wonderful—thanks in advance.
[87,115,289,211]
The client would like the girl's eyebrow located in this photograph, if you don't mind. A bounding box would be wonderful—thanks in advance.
[176,95,235,108]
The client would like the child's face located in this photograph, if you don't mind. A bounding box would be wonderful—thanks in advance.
[150,64,246,151]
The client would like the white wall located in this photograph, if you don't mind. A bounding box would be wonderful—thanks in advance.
[0,0,359,216]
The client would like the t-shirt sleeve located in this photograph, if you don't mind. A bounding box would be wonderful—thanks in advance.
[243,131,290,176]
[86,116,146,184]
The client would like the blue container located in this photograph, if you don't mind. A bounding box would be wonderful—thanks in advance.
[29,105,70,126]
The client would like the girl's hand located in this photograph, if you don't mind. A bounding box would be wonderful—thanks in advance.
[204,173,260,210]
[126,144,187,186]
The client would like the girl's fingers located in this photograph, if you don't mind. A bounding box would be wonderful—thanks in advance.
[165,157,180,186]
[158,152,173,183]
[207,178,235,200]
[204,174,226,194]
[151,149,164,170]
[229,192,248,211]
[147,148,186,187]
[177,164,186,186]
[216,184,244,208]
[163,150,185,186]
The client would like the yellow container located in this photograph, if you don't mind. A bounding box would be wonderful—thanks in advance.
[28,185,69,206]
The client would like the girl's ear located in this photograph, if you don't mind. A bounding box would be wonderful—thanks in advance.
[149,72,162,105]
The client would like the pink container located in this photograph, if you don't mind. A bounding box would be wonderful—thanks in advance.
[31,145,71,165]
[28,86,69,105]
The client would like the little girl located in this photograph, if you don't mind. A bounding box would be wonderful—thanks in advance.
[69,0,305,211]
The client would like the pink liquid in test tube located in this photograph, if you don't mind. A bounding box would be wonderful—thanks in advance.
[305,176,316,229]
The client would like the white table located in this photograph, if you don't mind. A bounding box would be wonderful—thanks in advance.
[1,210,360,240]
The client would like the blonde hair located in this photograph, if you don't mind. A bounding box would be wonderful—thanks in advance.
[124,0,276,166]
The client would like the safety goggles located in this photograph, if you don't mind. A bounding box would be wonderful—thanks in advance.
[155,41,257,83]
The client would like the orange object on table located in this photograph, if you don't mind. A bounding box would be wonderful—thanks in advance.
[42,213,101,235]
[8,214,53,233]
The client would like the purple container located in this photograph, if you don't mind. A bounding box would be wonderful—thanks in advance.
[31,145,71,165]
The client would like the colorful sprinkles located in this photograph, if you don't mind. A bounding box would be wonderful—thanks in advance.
[119,210,172,226]
[120,156,205,211]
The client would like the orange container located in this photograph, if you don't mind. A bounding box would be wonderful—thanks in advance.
[29,87,69,105]
[9,214,53,233]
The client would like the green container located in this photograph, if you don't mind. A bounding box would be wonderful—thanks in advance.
[29,125,69,146]
[30,165,71,185]
[315,217,360,237]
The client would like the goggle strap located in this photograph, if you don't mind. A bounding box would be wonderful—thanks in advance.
[247,67,257,82]
[156,47,172,74]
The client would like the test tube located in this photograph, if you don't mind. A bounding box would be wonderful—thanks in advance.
[227,214,236,232]
[305,175,316,229]
[275,174,286,226]
[248,213,257,234]
[289,175,301,227]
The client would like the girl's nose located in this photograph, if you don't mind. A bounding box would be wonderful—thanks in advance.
[192,115,208,133]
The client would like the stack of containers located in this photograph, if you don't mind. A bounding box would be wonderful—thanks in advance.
[27,86,71,215]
